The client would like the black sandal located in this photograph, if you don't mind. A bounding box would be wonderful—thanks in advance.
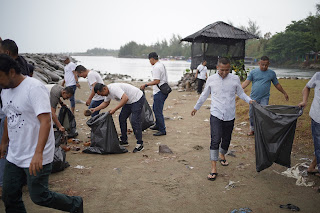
[219,159,229,166]
[207,173,218,181]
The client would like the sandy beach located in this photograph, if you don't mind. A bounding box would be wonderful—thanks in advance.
[0,80,319,213]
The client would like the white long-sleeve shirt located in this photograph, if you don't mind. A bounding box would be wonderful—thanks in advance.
[194,73,252,121]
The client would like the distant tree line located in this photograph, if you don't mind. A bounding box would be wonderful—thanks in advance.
[118,34,191,59]
[73,48,119,56]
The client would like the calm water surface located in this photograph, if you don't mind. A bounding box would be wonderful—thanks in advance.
[74,56,320,83]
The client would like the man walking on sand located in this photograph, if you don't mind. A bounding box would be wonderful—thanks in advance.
[75,65,104,117]
[298,72,320,176]
[242,56,289,136]
[191,57,254,181]
[0,54,83,212]
[61,56,80,114]
[91,83,146,153]
[140,52,168,136]
[195,60,208,94]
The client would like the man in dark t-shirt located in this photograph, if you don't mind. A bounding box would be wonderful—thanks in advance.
[45,84,74,132]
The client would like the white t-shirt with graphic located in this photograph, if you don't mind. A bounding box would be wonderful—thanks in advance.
[104,83,143,104]
[197,64,208,80]
[87,70,104,101]
[1,77,55,168]
[151,61,168,95]
[64,62,77,87]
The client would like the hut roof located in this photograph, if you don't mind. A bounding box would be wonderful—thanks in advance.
[181,21,259,43]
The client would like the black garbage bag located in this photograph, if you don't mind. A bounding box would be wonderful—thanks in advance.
[52,131,70,173]
[129,96,154,131]
[252,102,303,172]
[58,105,78,138]
[83,112,128,154]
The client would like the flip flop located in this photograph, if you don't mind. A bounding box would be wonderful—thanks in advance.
[207,173,218,181]
[279,204,300,211]
[219,159,229,166]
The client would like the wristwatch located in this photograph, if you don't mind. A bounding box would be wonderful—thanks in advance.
[145,84,148,87]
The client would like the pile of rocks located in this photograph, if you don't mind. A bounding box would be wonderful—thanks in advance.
[21,54,133,84]
[22,53,68,84]
[177,73,197,91]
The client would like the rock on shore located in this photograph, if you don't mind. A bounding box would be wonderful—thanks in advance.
[21,53,132,84]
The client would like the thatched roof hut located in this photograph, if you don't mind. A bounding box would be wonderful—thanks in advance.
[181,21,259,70]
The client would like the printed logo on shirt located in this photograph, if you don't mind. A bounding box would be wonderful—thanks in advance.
[4,103,23,130]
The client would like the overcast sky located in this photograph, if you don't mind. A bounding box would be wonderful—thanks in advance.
[1,0,318,53]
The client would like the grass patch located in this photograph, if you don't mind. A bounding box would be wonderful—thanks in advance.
[236,79,315,155]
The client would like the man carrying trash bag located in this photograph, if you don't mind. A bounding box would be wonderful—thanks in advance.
[90,83,146,153]
[252,102,303,172]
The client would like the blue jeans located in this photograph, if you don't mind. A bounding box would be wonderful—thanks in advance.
[89,99,104,117]
[119,96,145,144]
[0,116,5,186]
[249,97,269,131]
[69,85,77,108]
[2,161,82,212]
[312,119,320,172]
[209,115,234,161]
[153,92,168,133]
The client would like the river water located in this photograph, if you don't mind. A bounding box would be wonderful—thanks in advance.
[73,56,319,83]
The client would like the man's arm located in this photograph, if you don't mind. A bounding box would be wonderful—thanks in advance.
[0,117,9,159]
[29,113,51,176]
[109,93,129,114]
[241,79,251,89]
[298,86,310,108]
[274,83,289,101]
[91,100,110,113]
[51,107,65,132]
[62,79,65,87]
[73,71,81,89]
[86,82,98,106]
[140,79,160,90]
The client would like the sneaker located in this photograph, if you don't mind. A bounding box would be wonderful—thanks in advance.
[133,144,144,153]
[120,140,129,147]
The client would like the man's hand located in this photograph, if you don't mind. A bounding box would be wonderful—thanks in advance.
[86,99,92,106]
[58,126,65,132]
[140,84,146,90]
[76,82,81,89]
[191,109,197,116]
[298,101,307,108]
[89,108,96,113]
[249,100,256,104]
[29,152,43,176]
[109,108,116,115]
[284,93,289,101]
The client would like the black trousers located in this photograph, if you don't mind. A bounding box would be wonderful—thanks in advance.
[197,78,206,94]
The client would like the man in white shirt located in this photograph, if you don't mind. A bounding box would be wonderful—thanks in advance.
[75,65,104,117]
[195,60,208,94]
[61,56,80,114]
[0,54,83,212]
[298,72,320,176]
[191,57,254,181]
[140,52,168,136]
[91,83,146,153]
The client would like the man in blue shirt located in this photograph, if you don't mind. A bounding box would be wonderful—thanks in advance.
[242,56,289,136]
